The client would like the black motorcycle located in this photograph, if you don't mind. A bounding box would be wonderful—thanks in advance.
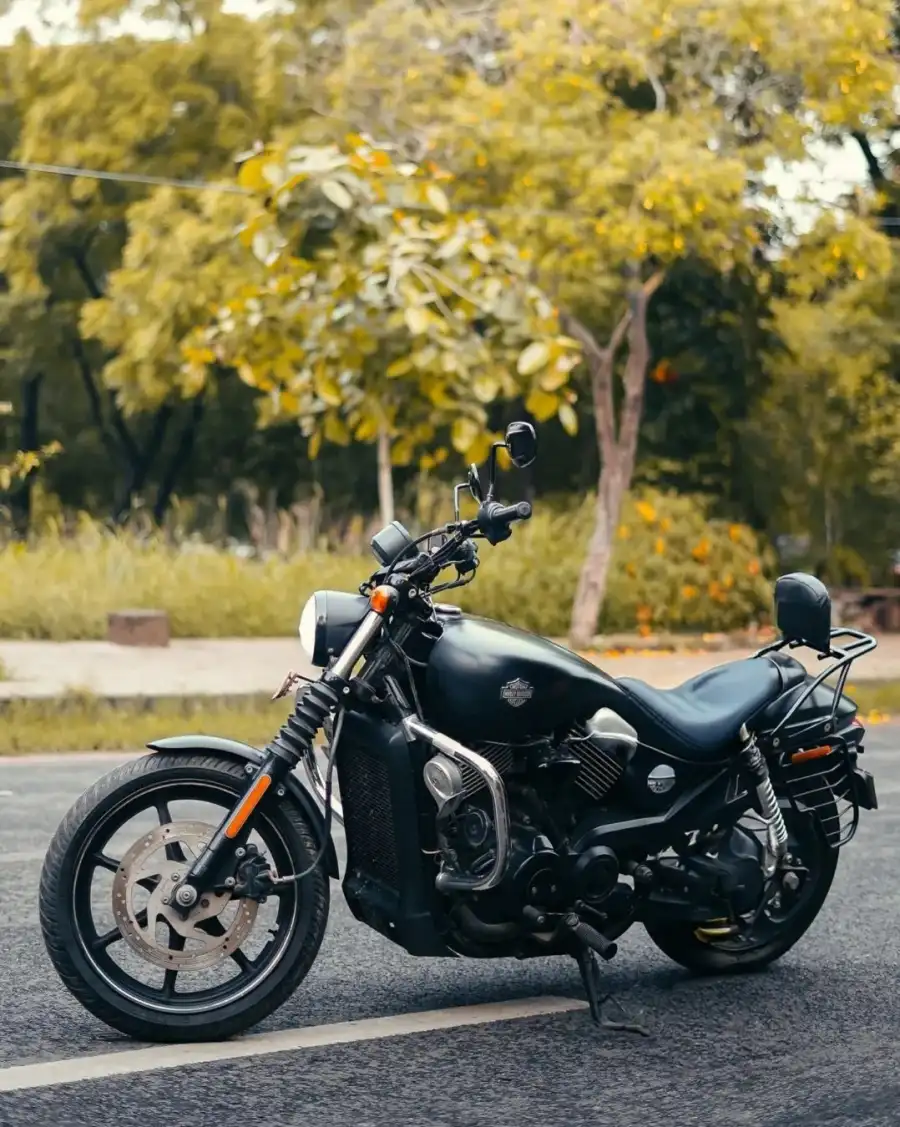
[39,421,879,1041]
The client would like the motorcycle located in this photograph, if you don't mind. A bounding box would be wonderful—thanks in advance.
[39,420,879,1042]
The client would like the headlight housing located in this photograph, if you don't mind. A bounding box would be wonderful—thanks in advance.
[297,590,371,667]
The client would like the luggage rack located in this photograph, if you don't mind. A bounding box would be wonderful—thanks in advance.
[753,626,877,850]
[753,626,878,738]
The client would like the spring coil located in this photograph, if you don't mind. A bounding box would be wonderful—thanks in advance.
[741,731,789,858]
[267,679,343,765]
[757,771,789,852]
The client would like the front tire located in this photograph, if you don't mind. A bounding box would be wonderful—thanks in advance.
[39,752,330,1043]
[644,800,838,975]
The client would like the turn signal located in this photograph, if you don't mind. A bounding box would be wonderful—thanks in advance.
[790,745,832,764]
[224,773,272,839]
[369,585,395,614]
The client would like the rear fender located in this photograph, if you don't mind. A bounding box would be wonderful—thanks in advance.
[146,734,339,879]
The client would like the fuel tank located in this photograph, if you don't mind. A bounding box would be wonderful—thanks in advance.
[422,613,627,743]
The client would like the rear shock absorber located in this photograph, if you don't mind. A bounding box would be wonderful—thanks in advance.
[267,676,346,766]
[739,723,788,864]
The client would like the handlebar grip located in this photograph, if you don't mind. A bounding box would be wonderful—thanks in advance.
[492,501,532,524]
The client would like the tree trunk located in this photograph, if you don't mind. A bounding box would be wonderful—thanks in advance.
[569,461,626,649]
[152,393,206,525]
[376,424,395,526]
[10,373,44,539]
[566,273,664,651]
[111,403,174,523]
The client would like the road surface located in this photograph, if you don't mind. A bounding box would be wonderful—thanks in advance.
[0,729,898,1127]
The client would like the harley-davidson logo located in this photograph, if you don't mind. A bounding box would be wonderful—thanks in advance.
[500,678,534,708]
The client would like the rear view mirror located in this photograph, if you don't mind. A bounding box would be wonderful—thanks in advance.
[504,421,537,469]
[467,463,484,501]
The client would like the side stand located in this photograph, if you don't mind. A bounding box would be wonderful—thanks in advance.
[575,947,651,1037]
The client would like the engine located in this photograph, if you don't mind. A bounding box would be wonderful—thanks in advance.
[423,708,639,929]
[458,705,636,804]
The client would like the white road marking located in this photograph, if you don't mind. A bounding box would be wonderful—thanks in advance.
[0,996,588,1092]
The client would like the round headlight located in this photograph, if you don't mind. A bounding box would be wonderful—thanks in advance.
[298,593,319,659]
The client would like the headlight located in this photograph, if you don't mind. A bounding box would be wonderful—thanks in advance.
[298,593,318,660]
[297,590,370,667]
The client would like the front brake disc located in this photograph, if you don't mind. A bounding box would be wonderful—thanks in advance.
[111,820,259,971]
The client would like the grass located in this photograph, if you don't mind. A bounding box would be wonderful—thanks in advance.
[0,489,774,640]
[846,680,900,724]
[0,679,894,757]
[0,693,291,756]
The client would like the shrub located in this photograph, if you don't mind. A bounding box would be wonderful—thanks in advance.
[455,488,775,636]
[0,489,774,640]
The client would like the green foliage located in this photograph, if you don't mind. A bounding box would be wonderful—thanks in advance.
[186,138,580,467]
[454,489,774,636]
[0,692,291,755]
[0,491,772,640]
[744,214,900,581]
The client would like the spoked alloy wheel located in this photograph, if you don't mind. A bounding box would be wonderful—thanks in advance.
[644,797,838,974]
[40,753,329,1042]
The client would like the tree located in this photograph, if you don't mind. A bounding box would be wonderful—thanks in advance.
[183,136,579,524]
[330,0,900,645]
[744,213,900,582]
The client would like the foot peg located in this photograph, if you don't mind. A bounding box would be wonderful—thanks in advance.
[562,911,618,961]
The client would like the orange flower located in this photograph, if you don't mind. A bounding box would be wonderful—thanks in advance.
[655,537,666,555]
[692,538,710,563]
[681,585,698,600]
[747,559,761,576]
[635,500,657,523]
[728,524,742,542]
[638,623,652,637]
[636,605,653,623]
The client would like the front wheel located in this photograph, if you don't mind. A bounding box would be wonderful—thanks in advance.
[39,751,330,1043]
[644,798,838,975]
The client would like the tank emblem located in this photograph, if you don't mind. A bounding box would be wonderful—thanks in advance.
[647,764,676,794]
[500,678,534,707]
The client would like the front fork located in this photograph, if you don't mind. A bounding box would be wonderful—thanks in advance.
[169,608,386,915]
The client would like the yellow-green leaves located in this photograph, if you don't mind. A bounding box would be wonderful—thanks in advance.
[517,341,550,376]
[191,138,580,468]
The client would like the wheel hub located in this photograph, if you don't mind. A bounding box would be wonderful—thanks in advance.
[111,820,259,971]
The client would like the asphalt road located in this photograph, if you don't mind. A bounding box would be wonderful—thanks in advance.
[0,731,898,1127]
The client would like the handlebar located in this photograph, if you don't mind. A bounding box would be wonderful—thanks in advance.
[380,497,532,589]
[475,499,532,545]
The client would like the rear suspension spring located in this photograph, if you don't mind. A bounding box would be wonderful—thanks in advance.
[740,724,788,860]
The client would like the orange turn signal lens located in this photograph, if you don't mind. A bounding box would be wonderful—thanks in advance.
[224,773,272,839]
[369,585,395,614]
[790,745,832,764]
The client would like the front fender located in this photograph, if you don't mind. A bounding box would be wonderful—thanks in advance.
[146,734,339,879]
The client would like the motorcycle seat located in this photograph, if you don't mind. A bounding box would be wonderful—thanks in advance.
[615,652,808,761]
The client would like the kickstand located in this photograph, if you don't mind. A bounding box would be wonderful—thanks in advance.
[575,947,651,1037]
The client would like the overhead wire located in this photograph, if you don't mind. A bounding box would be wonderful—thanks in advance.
[2,154,900,226]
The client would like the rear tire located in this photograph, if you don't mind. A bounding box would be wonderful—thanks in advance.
[644,800,838,975]
[39,752,330,1043]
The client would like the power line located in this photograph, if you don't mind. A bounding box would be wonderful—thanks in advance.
[0,158,249,195]
[3,154,900,226]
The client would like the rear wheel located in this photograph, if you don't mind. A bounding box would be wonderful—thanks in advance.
[644,798,838,975]
[39,752,330,1042]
